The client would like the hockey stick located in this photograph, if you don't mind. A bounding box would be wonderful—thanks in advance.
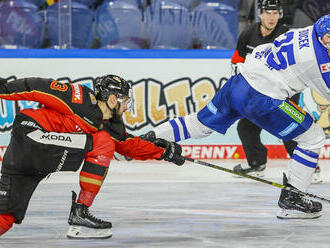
[185,157,330,203]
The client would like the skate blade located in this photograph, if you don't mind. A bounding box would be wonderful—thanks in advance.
[67,225,112,239]
[276,208,322,219]
[232,170,265,178]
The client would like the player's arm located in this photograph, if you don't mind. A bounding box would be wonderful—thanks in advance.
[0,77,75,114]
[113,134,185,165]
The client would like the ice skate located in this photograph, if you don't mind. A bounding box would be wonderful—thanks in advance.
[67,191,112,239]
[233,163,266,177]
[277,174,322,219]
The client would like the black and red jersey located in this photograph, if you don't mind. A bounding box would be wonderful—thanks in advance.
[231,22,289,64]
[0,77,164,160]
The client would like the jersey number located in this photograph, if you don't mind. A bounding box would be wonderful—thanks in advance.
[266,32,296,70]
[50,81,68,92]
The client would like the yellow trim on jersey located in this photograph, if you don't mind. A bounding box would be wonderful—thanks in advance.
[80,176,103,186]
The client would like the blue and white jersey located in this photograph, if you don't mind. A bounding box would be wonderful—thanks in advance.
[238,25,330,101]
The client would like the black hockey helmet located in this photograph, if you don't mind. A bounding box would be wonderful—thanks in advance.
[258,0,283,17]
[258,0,281,10]
[94,74,134,110]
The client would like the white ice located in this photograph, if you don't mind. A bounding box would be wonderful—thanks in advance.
[1,159,330,248]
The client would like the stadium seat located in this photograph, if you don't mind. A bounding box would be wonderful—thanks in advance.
[46,1,93,48]
[0,0,44,48]
[24,0,45,8]
[144,1,192,49]
[102,0,147,9]
[192,1,238,49]
[201,0,240,9]
[71,0,98,8]
[153,0,200,10]
[95,1,143,49]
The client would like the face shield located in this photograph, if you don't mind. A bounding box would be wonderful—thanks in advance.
[118,87,135,113]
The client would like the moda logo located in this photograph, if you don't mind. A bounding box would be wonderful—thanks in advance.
[41,134,72,142]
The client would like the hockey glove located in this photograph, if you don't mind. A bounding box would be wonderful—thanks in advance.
[154,138,185,166]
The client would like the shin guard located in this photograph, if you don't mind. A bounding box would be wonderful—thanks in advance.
[78,131,115,207]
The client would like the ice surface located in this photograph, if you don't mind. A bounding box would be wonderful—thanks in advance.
[1,159,330,248]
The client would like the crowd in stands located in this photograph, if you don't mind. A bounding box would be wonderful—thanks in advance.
[0,0,328,49]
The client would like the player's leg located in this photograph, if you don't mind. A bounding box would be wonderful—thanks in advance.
[6,114,92,174]
[0,114,93,236]
[234,118,267,177]
[243,96,323,219]
[282,94,322,184]
[152,75,244,142]
[0,213,15,236]
[0,173,43,236]
[0,174,15,236]
[67,131,115,239]
[277,122,324,219]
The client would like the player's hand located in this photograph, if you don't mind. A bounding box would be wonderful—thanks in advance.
[154,138,185,166]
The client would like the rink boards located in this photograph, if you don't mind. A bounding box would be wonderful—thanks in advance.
[0,49,329,161]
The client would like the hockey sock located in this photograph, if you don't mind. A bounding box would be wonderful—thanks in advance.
[0,213,15,236]
[78,164,108,207]
[287,146,319,191]
[78,131,114,207]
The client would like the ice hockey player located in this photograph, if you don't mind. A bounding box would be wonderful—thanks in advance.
[231,0,302,178]
[142,14,330,219]
[0,75,185,238]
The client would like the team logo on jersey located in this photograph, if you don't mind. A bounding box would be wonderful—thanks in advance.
[50,80,68,92]
[320,63,330,73]
[71,84,83,104]
[89,92,97,104]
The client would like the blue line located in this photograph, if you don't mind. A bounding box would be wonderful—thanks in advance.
[178,117,190,139]
[292,154,317,168]
[169,119,180,142]
[0,49,234,59]
[295,146,319,159]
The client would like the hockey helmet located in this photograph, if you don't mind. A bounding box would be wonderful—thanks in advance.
[94,74,134,111]
[258,0,283,17]
[315,14,330,39]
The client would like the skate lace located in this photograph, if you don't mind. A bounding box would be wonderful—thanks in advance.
[301,195,313,207]
[84,208,105,223]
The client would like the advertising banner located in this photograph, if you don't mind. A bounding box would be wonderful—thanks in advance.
[0,50,329,161]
